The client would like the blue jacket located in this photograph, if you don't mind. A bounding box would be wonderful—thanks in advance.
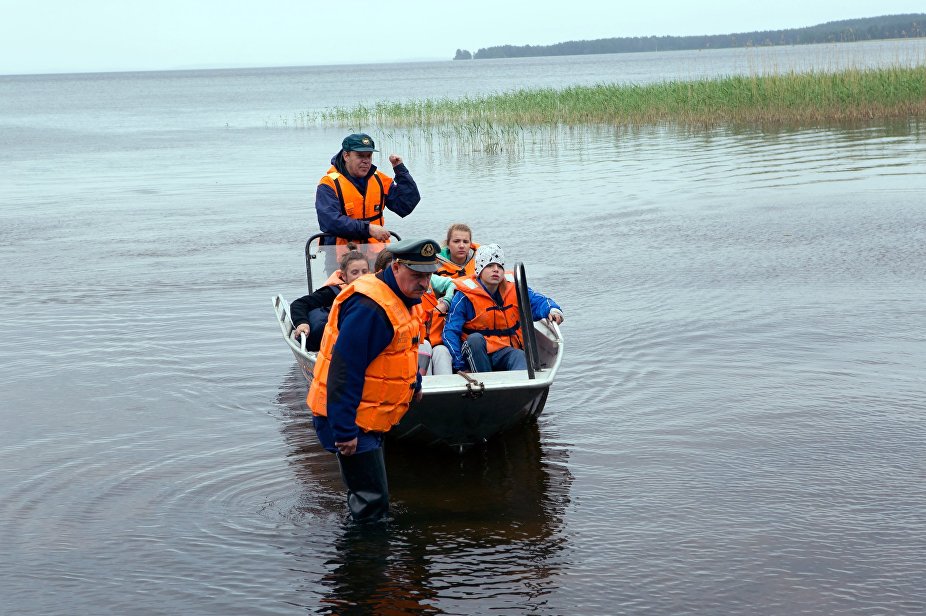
[315,266,422,445]
[443,280,562,372]
[314,152,420,243]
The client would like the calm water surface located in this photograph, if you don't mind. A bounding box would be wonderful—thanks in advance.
[2,42,926,614]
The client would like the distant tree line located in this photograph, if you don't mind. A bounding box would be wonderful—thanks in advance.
[452,14,926,60]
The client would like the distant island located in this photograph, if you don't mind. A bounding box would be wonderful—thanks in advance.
[453,14,926,60]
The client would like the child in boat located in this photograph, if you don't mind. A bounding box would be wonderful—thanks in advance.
[416,284,454,376]
[442,244,564,373]
[425,223,481,373]
[435,223,479,279]
[290,244,369,351]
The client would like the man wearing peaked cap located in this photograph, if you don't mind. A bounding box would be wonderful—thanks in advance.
[341,133,378,152]
[314,133,421,247]
[388,238,440,273]
[306,238,440,523]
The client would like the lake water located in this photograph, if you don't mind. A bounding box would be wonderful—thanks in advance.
[2,40,926,615]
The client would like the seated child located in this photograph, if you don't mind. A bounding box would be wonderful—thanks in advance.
[442,244,563,373]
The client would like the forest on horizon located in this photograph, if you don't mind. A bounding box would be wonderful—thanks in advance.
[453,14,926,60]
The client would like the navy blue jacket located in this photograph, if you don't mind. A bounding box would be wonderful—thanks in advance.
[320,267,422,443]
[314,152,420,243]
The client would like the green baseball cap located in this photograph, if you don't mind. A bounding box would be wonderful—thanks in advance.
[342,133,378,152]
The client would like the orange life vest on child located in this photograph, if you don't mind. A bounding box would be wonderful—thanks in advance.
[323,270,347,291]
[414,289,447,346]
[436,242,480,278]
[453,273,523,354]
[306,275,418,432]
[318,167,394,245]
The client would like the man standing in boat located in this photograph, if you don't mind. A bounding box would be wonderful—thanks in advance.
[306,238,440,522]
[315,133,421,245]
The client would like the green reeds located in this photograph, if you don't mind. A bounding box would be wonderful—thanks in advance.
[317,65,926,129]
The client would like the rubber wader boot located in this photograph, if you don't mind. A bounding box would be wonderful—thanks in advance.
[337,447,389,523]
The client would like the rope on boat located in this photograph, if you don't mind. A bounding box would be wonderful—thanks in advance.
[456,370,485,398]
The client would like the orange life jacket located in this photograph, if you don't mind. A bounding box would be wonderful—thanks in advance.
[453,273,522,354]
[319,166,394,245]
[436,242,480,278]
[306,275,418,432]
[414,288,446,346]
[323,270,347,291]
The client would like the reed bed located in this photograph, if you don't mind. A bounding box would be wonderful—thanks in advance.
[316,65,926,130]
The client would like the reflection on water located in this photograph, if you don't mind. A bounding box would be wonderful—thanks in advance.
[274,366,573,613]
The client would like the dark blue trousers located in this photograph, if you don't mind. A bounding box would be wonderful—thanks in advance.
[463,332,527,372]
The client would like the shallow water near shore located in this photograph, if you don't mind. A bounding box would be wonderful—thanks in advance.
[2,42,926,614]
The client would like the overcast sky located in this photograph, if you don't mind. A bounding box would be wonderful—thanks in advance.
[2,0,924,75]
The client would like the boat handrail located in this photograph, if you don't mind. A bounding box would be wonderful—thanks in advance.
[304,232,403,291]
[513,261,540,379]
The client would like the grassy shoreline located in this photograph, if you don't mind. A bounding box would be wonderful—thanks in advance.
[316,65,926,129]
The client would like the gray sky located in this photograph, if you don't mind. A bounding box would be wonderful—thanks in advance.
[2,0,924,75]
